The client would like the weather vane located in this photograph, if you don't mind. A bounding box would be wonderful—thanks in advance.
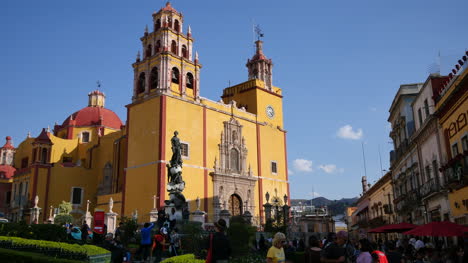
[254,24,264,41]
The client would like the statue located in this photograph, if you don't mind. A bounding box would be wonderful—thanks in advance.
[34,195,39,208]
[170,131,183,167]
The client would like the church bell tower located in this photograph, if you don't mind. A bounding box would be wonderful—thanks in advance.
[132,2,202,102]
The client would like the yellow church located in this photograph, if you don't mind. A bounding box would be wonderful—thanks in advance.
[10,2,290,227]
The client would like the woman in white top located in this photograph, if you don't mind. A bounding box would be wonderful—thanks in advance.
[356,239,373,263]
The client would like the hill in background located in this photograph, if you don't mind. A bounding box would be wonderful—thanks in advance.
[291,197,358,216]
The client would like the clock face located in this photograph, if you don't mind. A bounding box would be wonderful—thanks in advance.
[266,105,275,119]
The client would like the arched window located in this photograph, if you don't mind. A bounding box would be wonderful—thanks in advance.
[168,17,173,28]
[155,19,161,31]
[230,148,239,172]
[171,67,180,84]
[181,45,188,58]
[155,40,161,53]
[174,19,180,32]
[137,72,146,94]
[150,67,159,90]
[232,131,238,142]
[186,72,194,89]
[41,148,48,164]
[171,40,177,54]
[457,113,467,130]
[146,45,152,58]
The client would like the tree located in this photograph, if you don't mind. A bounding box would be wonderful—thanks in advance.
[54,201,73,226]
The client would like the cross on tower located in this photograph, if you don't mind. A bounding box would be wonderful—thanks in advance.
[254,25,264,41]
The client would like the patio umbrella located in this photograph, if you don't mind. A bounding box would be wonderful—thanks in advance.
[403,221,468,237]
[369,222,417,233]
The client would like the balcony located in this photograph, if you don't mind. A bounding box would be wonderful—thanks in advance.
[420,179,441,198]
[383,204,393,214]
[442,155,468,190]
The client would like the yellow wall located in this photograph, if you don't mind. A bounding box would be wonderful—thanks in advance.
[448,186,468,217]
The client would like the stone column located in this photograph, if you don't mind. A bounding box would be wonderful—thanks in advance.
[263,203,272,221]
[149,195,159,222]
[105,197,118,233]
[84,200,93,227]
[219,209,231,227]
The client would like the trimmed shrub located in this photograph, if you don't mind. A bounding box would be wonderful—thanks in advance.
[227,216,257,257]
[161,253,205,263]
[0,236,109,260]
[230,253,265,263]
[180,221,205,258]
[0,222,68,242]
[0,248,82,263]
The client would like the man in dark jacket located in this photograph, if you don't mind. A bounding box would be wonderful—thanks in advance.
[208,219,231,263]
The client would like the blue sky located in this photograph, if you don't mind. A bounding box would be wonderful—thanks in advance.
[1,0,467,200]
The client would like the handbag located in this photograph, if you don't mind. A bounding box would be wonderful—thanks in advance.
[205,233,213,263]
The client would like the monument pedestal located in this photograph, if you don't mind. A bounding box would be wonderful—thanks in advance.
[105,212,118,233]
[191,210,206,225]
[149,209,159,222]
[219,209,231,227]
[85,212,93,227]
[30,207,41,224]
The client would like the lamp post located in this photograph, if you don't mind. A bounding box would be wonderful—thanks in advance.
[283,194,290,226]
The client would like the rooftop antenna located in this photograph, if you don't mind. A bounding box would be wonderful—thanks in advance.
[361,141,368,180]
[378,144,384,177]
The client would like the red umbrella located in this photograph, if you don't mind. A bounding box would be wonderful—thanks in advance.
[403,221,468,237]
[369,222,417,233]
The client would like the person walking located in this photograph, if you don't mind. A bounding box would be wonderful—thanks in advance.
[169,228,181,256]
[320,231,348,263]
[266,232,286,263]
[140,222,155,263]
[356,239,373,263]
[207,219,231,263]
[152,228,166,263]
[81,222,90,243]
[305,235,322,263]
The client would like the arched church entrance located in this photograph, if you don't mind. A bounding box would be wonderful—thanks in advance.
[228,194,243,216]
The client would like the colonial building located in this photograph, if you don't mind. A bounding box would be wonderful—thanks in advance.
[434,51,468,225]
[350,173,394,237]
[9,2,290,226]
[0,137,15,217]
[388,83,426,225]
[411,74,450,222]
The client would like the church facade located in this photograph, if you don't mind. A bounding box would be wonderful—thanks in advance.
[9,3,290,226]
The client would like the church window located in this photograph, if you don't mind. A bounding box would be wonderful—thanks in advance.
[155,40,161,53]
[171,40,177,55]
[155,19,161,31]
[146,45,152,58]
[423,99,430,117]
[168,17,173,28]
[82,132,90,143]
[137,72,146,94]
[457,113,467,131]
[171,67,180,84]
[40,148,48,164]
[452,143,459,156]
[271,161,278,174]
[174,19,180,32]
[181,45,188,59]
[21,157,28,168]
[150,67,159,90]
[181,143,189,158]
[1,153,5,164]
[232,131,237,142]
[6,191,10,204]
[62,156,73,163]
[71,187,83,205]
[186,73,194,89]
[230,148,240,172]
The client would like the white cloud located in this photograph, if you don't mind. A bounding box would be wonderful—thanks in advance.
[288,169,294,175]
[293,159,313,172]
[337,125,363,140]
[318,164,344,174]
[319,164,337,173]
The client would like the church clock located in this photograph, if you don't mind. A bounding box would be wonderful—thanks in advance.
[266,105,275,119]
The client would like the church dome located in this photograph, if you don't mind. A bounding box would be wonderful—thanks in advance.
[61,107,123,130]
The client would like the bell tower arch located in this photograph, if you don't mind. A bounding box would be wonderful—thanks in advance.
[132,2,202,102]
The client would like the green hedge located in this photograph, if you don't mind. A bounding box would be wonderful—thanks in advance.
[0,222,67,242]
[0,236,109,261]
[161,254,205,263]
[0,247,83,263]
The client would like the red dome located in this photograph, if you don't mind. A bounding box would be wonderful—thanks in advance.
[61,107,123,130]
[1,136,14,150]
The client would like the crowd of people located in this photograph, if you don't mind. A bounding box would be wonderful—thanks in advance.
[262,230,466,263]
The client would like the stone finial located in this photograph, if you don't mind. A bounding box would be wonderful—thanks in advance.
[145,24,148,33]
[34,195,39,208]
[195,51,199,61]
[152,195,157,209]
[46,126,50,132]
[86,200,90,213]
[136,50,141,61]
[188,25,191,34]
[109,197,114,213]
[196,196,201,211]
[27,131,31,138]
[49,205,54,218]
